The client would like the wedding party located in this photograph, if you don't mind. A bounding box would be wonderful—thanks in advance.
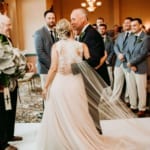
[0,0,150,150]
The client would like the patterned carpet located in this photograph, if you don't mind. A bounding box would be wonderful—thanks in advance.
[16,76,43,123]
[16,76,150,123]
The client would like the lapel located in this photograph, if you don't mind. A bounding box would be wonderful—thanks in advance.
[43,26,55,43]
[79,25,91,42]
[130,31,145,53]
[117,32,125,51]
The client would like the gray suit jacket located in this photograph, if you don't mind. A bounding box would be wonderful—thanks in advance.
[125,31,150,74]
[104,35,115,66]
[34,26,57,74]
[114,32,131,67]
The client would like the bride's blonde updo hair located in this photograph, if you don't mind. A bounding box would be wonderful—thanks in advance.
[56,18,71,39]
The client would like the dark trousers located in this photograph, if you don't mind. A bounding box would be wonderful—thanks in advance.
[97,64,110,86]
[0,86,17,149]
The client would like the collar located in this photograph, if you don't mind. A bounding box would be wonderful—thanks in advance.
[102,34,107,38]
[81,23,90,33]
[135,30,142,37]
[46,25,55,32]
[125,31,132,35]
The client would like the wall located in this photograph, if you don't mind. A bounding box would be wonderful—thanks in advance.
[120,0,150,29]
[54,0,114,29]
[4,0,150,52]
[5,0,46,52]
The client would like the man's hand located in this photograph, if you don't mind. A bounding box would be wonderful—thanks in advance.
[127,62,137,72]
[130,66,137,72]
[118,53,125,61]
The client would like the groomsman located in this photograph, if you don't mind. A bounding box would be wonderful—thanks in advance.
[111,17,133,103]
[126,18,150,117]
[34,10,57,90]
[98,24,115,88]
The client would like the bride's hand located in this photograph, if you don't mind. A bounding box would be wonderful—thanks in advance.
[42,87,48,100]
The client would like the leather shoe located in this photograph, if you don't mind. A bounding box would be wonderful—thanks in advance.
[125,102,130,107]
[131,108,138,113]
[137,111,145,117]
[9,136,23,142]
[96,127,103,135]
[4,144,18,150]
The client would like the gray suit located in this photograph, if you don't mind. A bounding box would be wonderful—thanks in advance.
[104,35,115,66]
[125,32,149,74]
[104,35,115,87]
[114,32,130,67]
[111,32,130,101]
[125,32,150,110]
[34,26,57,74]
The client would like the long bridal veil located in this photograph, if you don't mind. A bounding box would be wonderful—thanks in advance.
[71,61,150,138]
[72,61,136,119]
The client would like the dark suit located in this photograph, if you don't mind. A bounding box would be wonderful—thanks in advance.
[79,25,110,134]
[79,25,110,85]
[0,34,18,149]
[34,26,57,74]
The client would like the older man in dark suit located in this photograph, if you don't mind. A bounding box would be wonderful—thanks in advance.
[70,8,110,134]
[34,10,57,90]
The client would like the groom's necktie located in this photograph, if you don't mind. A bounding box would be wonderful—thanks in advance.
[50,30,55,43]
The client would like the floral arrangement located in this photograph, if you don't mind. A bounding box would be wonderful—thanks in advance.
[0,37,27,110]
[0,42,27,87]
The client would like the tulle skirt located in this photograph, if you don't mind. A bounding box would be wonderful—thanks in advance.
[35,71,145,150]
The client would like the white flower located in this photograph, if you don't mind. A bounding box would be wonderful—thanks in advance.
[0,41,27,86]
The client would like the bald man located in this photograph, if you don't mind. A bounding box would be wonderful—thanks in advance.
[71,8,110,134]
[0,15,21,150]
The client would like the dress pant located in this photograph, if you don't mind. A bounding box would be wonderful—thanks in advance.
[0,86,18,148]
[127,71,147,111]
[107,66,114,89]
[111,64,129,102]
[40,74,48,110]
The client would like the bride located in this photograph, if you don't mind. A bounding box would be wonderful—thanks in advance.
[36,18,147,150]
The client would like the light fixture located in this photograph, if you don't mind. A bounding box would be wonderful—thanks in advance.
[81,0,102,12]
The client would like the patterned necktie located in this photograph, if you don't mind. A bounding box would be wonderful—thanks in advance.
[50,30,55,43]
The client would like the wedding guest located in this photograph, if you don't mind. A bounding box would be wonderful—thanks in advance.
[98,24,115,88]
[96,17,105,29]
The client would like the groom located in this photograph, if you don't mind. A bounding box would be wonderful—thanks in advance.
[71,8,110,134]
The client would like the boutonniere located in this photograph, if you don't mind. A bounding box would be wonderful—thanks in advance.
[137,38,143,43]
[105,37,110,42]
[79,32,85,41]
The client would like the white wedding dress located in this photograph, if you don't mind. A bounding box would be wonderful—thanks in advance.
[36,39,146,150]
